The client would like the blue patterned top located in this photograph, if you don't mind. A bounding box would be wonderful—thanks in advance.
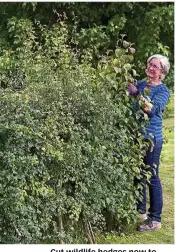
[136,80,170,142]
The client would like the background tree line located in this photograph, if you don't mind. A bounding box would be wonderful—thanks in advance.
[0,2,174,89]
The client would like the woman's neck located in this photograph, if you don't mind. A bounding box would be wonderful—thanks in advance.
[148,78,162,86]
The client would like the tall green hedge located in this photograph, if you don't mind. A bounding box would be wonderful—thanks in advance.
[0,20,148,243]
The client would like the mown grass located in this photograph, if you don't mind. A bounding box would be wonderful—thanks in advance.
[96,115,174,244]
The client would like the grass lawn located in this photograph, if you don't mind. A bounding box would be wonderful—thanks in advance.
[96,116,174,244]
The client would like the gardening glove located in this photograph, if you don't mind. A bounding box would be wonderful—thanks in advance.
[127,83,139,96]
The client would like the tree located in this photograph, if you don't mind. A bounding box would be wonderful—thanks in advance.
[0,2,173,88]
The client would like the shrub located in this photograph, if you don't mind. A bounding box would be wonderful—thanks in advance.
[0,19,148,243]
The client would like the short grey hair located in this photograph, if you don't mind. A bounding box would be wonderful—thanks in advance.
[147,54,170,75]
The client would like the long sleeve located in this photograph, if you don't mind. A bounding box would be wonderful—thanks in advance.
[134,80,170,142]
[149,86,170,117]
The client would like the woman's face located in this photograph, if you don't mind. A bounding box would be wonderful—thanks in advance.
[146,58,163,80]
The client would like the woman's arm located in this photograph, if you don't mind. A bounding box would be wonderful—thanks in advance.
[127,83,170,116]
[143,88,170,116]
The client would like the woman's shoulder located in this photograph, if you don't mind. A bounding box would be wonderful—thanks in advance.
[136,80,147,90]
[136,80,147,86]
[157,83,170,94]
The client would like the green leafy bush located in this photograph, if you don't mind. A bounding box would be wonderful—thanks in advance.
[0,19,148,243]
[163,94,174,119]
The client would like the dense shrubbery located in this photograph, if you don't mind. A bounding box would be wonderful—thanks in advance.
[0,20,149,243]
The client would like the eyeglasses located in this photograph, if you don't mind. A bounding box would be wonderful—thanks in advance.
[147,62,163,71]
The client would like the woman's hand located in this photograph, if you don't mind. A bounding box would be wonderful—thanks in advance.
[127,83,139,96]
[127,84,153,114]
[139,95,153,113]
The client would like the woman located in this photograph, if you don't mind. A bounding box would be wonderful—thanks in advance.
[128,54,170,232]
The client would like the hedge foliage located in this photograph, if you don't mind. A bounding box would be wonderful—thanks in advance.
[0,20,149,243]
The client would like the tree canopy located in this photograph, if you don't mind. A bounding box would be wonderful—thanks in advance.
[0,2,174,88]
